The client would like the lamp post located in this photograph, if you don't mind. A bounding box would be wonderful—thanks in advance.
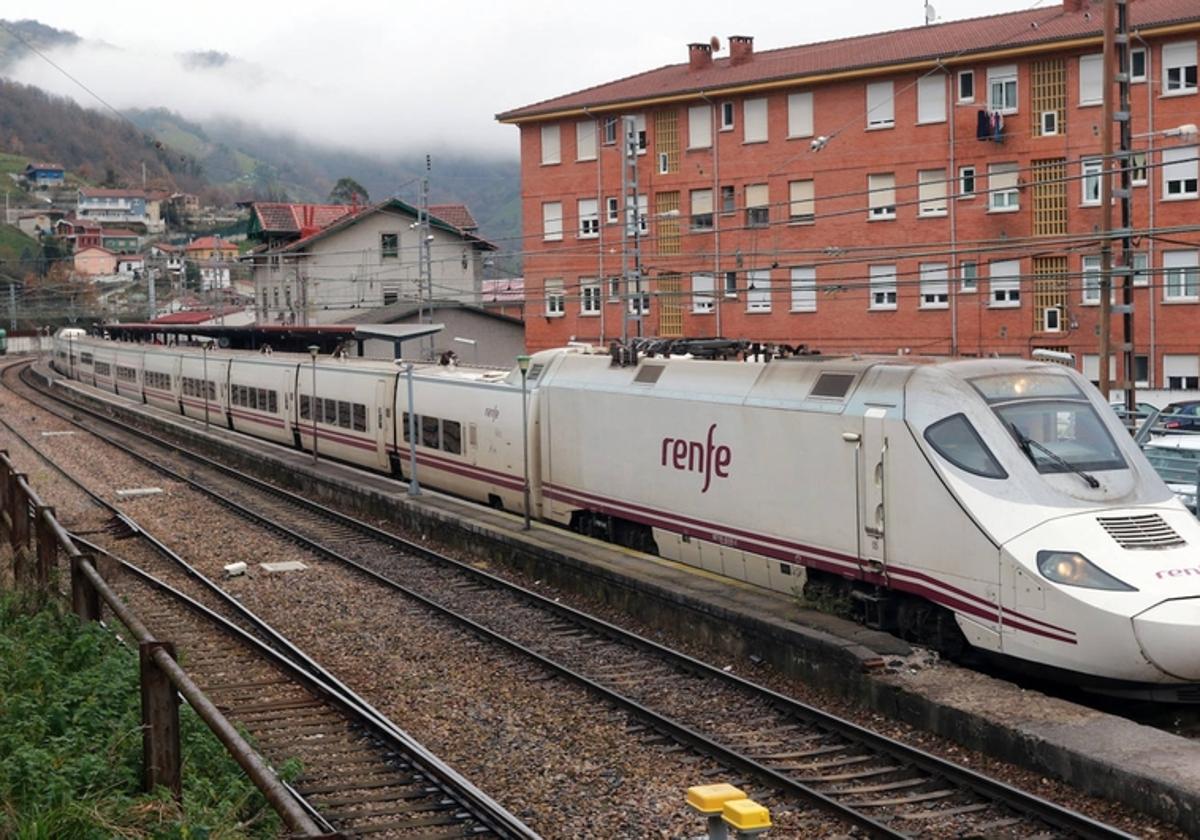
[201,340,210,430]
[307,345,319,465]
[403,360,420,496]
[517,354,531,530]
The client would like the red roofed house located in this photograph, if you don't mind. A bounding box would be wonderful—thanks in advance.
[498,0,1200,392]
[244,198,496,326]
[185,235,240,291]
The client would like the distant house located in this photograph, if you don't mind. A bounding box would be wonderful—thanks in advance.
[23,162,65,187]
[243,198,496,326]
[337,300,525,366]
[73,246,118,277]
[480,277,525,320]
[101,228,140,253]
[56,217,103,251]
[17,209,65,238]
[116,254,145,276]
[149,242,186,281]
[185,235,239,292]
[244,202,361,251]
[150,306,255,327]
[77,188,163,232]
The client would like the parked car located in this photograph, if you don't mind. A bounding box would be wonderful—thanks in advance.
[1142,435,1200,513]
[1110,400,1160,430]
[1158,400,1200,432]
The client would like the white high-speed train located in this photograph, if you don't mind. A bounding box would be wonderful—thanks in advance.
[51,331,1200,700]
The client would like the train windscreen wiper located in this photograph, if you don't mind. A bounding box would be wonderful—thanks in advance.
[1007,422,1100,488]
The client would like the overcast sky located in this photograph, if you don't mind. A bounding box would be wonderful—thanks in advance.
[5,0,1039,159]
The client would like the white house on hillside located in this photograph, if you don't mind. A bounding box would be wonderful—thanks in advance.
[244,198,496,326]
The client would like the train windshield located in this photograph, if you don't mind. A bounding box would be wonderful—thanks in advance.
[972,373,1127,475]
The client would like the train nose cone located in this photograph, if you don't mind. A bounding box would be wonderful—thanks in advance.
[1133,598,1200,681]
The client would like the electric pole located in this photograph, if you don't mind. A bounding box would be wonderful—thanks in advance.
[620,115,642,344]
[418,155,434,360]
[1098,0,1136,411]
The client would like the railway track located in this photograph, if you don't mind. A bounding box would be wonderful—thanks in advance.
[0,360,535,840]
[11,360,1139,838]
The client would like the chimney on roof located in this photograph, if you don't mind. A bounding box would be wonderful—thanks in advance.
[729,35,754,66]
[688,42,713,71]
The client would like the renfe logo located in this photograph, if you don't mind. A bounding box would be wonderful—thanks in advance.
[661,423,731,493]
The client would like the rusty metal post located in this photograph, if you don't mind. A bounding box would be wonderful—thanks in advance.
[35,506,55,593]
[140,641,182,799]
[8,472,29,552]
[0,455,9,546]
[70,553,101,622]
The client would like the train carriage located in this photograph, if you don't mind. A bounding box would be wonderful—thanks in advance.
[295,359,396,473]
[178,350,229,425]
[141,349,181,413]
[90,343,118,394]
[228,357,300,446]
[113,346,144,402]
[391,363,532,512]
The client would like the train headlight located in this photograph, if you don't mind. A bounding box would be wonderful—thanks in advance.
[1036,551,1137,591]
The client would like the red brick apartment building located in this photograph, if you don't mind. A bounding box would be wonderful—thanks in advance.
[497,0,1200,389]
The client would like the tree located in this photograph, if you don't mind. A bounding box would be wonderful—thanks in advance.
[328,177,369,205]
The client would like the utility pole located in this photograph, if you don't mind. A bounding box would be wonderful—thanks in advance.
[620,115,642,344]
[418,155,434,360]
[1098,0,1135,409]
[8,283,15,331]
[147,266,156,321]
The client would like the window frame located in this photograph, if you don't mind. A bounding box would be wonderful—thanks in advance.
[1081,157,1103,206]
[919,262,950,309]
[1163,40,1198,95]
[1163,146,1199,199]
[544,278,565,316]
[580,280,602,315]
[866,80,895,129]
[789,266,816,313]
[687,104,712,149]
[988,259,1022,308]
[576,120,597,161]
[1081,254,1103,304]
[1078,53,1103,106]
[577,198,599,239]
[691,272,715,313]
[690,188,714,231]
[745,269,772,313]
[743,97,768,144]
[960,261,979,293]
[788,179,815,224]
[986,65,1018,114]
[987,162,1020,212]
[959,165,976,198]
[786,91,814,139]
[1130,47,1147,83]
[540,123,561,165]
[917,169,948,217]
[380,232,399,259]
[867,173,896,220]
[542,201,563,241]
[1163,250,1200,302]
[720,101,735,131]
[869,264,898,311]
[957,70,975,103]
[917,74,946,124]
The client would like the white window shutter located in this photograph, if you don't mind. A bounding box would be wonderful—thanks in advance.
[787,92,813,137]
[540,124,560,165]
[744,98,768,143]
[688,105,712,148]
[917,76,946,123]
[866,81,894,127]
[1079,54,1103,105]
[576,121,596,160]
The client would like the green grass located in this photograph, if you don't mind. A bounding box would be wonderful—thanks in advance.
[0,151,29,177]
[0,593,288,839]
[0,224,36,281]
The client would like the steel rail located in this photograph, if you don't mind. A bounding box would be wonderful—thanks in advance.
[15,359,1136,839]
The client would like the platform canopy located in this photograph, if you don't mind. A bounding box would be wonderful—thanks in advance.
[100,322,444,357]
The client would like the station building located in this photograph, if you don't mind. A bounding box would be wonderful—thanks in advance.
[497,0,1200,390]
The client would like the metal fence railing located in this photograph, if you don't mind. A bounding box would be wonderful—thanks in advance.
[0,449,326,836]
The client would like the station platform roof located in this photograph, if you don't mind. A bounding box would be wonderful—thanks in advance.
[101,322,444,356]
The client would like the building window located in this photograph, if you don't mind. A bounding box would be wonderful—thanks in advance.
[1082,354,1116,387]
[743,98,768,143]
[1133,252,1150,287]
[958,70,975,103]
[1165,355,1200,389]
[690,189,714,230]
[380,232,399,258]
[542,202,563,241]
[960,261,978,292]
[987,162,1019,211]
[691,273,715,313]
[580,280,601,315]
[989,259,1021,307]
[959,165,976,197]
[987,65,1018,113]
[1163,40,1198,94]
[866,81,895,128]
[724,271,738,298]
[1079,54,1103,106]
[577,198,599,238]
[1081,158,1103,205]
[606,196,619,223]
[919,263,949,308]
[629,194,649,235]
[576,120,597,161]
[1130,48,1147,83]
[1081,254,1103,304]
[746,270,771,312]
[602,117,617,145]
[720,101,735,131]
[1164,250,1199,301]
[688,105,712,149]
[1134,355,1150,387]
[918,169,947,216]
[608,276,622,300]
[917,75,946,124]
[621,114,647,153]
[790,267,816,312]
[788,180,815,223]
[544,278,565,316]
[540,124,561,165]
[628,282,650,315]
[787,92,813,138]
[745,184,769,227]
[1130,152,1148,186]
[868,173,896,219]
[720,185,736,215]
[869,265,897,310]
[1163,146,1199,198]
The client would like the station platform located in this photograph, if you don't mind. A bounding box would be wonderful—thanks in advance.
[29,360,1200,835]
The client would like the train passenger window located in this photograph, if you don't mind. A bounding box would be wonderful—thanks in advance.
[810,373,856,399]
[402,412,417,442]
[443,420,462,454]
[300,395,311,420]
[269,392,278,413]
[924,414,1007,479]
[323,398,337,425]
[422,415,440,449]
[352,404,367,432]
[337,400,352,429]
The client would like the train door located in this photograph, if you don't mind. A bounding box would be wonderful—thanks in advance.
[857,407,889,576]
[374,379,388,465]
